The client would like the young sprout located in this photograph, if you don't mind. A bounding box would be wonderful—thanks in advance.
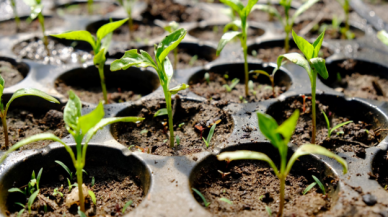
[178,122,185,128]
[0,74,60,148]
[217,0,259,98]
[274,30,328,144]
[266,206,272,216]
[23,0,50,56]
[51,18,128,104]
[253,0,319,52]
[250,69,277,97]
[122,200,133,213]
[176,135,181,145]
[88,190,97,205]
[192,188,210,207]
[111,28,189,148]
[217,110,348,217]
[312,175,326,195]
[53,188,64,197]
[11,0,20,31]
[117,0,138,40]
[321,110,352,138]
[1,91,144,212]
[219,197,233,204]
[223,78,240,92]
[164,21,180,71]
[203,123,217,148]
[303,182,316,195]
[204,72,210,84]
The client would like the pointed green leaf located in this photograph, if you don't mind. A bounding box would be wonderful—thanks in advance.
[169,83,189,94]
[192,188,210,207]
[223,20,242,33]
[276,53,312,79]
[155,28,186,63]
[331,121,353,134]
[97,18,128,41]
[17,209,25,217]
[28,190,39,214]
[36,168,43,186]
[292,30,314,60]
[219,197,233,205]
[8,188,24,194]
[251,4,282,21]
[292,0,319,22]
[88,190,97,205]
[5,88,59,113]
[216,31,242,56]
[29,4,43,20]
[64,90,82,131]
[321,110,330,131]
[312,31,325,58]
[78,208,87,217]
[257,112,282,148]
[377,30,388,46]
[55,160,72,176]
[310,57,328,79]
[78,102,105,135]
[154,108,168,117]
[276,109,299,145]
[122,200,133,213]
[206,123,217,145]
[163,57,174,85]
[220,0,244,15]
[110,49,157,71]
[303,182,317,195]
[93,48,106,65]
[51,31,96,51]
[312,175,326,195]
[217,151,279,176]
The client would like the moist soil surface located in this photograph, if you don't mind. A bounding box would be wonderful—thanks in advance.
[13,37,93,65]
[372,150,388,191]
[192,158,336,216]
[189,25,264,41]
[111,98,233,156]
[0,61,25,87]
[56,2,119,16]
[55,80,143,104]
[7,166,143,216]
[0,17,64,36]
[268,98,382,158]
[141,0,208,23]
[0,108,68,151]
[189,73,287,103]
[327,59,388,102]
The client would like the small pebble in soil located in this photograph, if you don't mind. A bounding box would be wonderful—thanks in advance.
[362,193,377,206]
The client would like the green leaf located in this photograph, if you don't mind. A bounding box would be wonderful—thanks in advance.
[192,188,210,207]
[312,31,325,58]
[216,31,242,56]
[64,90,82,132]
[250,70,271,78]
[122,200,133,213]
[163,57,174,86]
[51,31,96,51]
[330,121,353,135]
[154,108,168,117]
[206,123,217,145]
[8,188,24,194]
[164,21,179,33]
[202,137,209,148]
[286,144,348,176]
[36,168,43,188]
[15,202,25,208]
[78,102,104,135]
[252,4,282,21]
[88,190,97,205]
[5,88,59,113]
[155,28,186,63]
[17,209,25,217]
[220,0,244,15]
[303,182,317,195]
[29,4,43,20]
[169,83,189,94]
[218,151,279,176]
[292,0,319,22]
[321,110,331,133]
[310,58,328,79]
[292,30,314,60]
[0,74,4,97]
[93,48,106,65]
[97,18,128,41]
[256,112,282,149]
[276,53,312,79]
[276,109,299,146]
[78,207,87,217]
[219,197,233,205]
[55,160,72,177]
[223,20,242,33]
[312,175,326,195]
[28,190,39,214]
[110,49,157,71]
[377,30,388,46]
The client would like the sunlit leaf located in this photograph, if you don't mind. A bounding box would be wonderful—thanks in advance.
[110,49,157,71]
[276,109,299,145]
[97,18,128,41]
[256,112,282,148]
[292,30,314,60]
[51,31,96,51]
[310,57,328,79]
[5,88,59,113]
[155,28,186,63]
[216,31,242,56]
[169,83,189,94]
[78,102,105,135]
[64,90,82,131]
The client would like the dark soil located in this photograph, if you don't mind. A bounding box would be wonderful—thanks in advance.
[372,150,388,190]
[111,98,233,156]
[55,80,142,104]
[327,59,388,102]
[13,37,93,65]
[189,73,287,103]
[192,156,337,216]
[7,166,143,216]
[248,4,295,22]
[0,17,64,36]
[56,2,119,16]
[0,61,25,87]
[0,108,68,150]
[268,98,382,158]
[141,0,208,23]
[189,25,264,41]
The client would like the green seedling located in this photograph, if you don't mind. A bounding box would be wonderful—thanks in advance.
[377,30,388,46]
[117,0,137,39]
[303,182,317,195]
[23,0,50,56]
[253,0,319,52]
[259,195,264,200]
[11,0,20,31]
[223,78,240,92]
[88,0,93,14]
[111,28,189,148]
[53,188,64,197]
[274,30,328,144]
[164,21,180,71]
[250,69,276,97]
[312,175,326,195]
[88,190,97,205]
[321,110,352,138]
[51,18,128,104]
[204,72,210,84]
[1,91,144,212]
[16,203,25,217]
[154,108,168,117]
[176,135,181,145]
[217,0,259,98]
[0,76,59,149]
[192,188,210,207]
[335,0,351,39]
[219,197,233,204]
[203,123,217,148]
[178,122,185,128]
[217,110,348,217]
[122,200,133,213]
[266,206,272,216]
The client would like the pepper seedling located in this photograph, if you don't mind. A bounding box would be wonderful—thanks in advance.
[1,90,144,212]
[253,0,319,52]
[321,110,352,138]
[164,21,180,71]
[51,18,129,104]
[217,0,258,98]
[223,78,240,92]
[192,188,210,207]
[274,30,329,144]
[11,0,20,31]
[203,123,217,148]
[217,110,347,217]
[303,175,326,195]
[110,28,189,148]
[0,74,60,148]
[23,0,50,56]
[117,0,138,40]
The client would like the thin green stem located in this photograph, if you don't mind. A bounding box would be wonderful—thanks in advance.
[88,0,93,15]
[311,76,317,144]
[1,115,8,148]
[241,27,249,98]
[285,29,290,53]
[10,0,20,32]
[38,13,50,57]
[76,166,85,212]
[97,63,108,104]
[164,89,174,148]
[343,3,350,38]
